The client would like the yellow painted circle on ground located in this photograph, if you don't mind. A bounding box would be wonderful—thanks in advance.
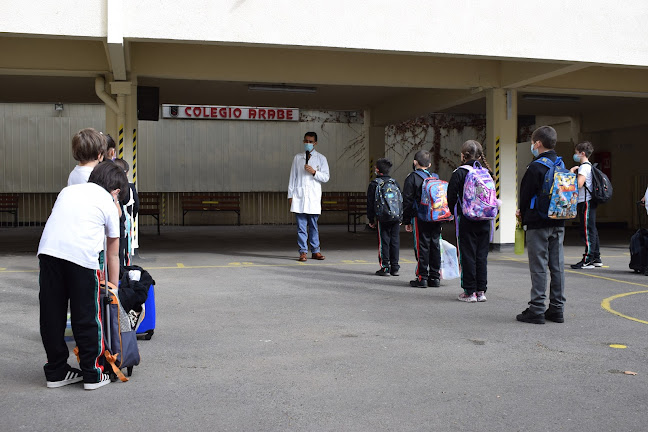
[609,344,627,349]
[601,290,648,325]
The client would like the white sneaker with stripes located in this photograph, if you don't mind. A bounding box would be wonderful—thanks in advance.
[84,373,111,390]
[46,368,83,388]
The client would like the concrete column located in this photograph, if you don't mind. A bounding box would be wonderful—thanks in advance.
[364,109,387,181]
[109,81,135,180]
[486,88,517,248]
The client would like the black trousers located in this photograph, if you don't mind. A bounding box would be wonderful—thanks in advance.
[412,218,442,280]
[577,200,600,260]
[457,216,490,293]
[39,254,105,383]
[376,221,400,271]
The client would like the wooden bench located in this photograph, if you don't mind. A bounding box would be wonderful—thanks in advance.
[347,193,367,233]
[0,193,19,227]
[138,192,161,235]
[181,194,241,226]
[321,192,367,233]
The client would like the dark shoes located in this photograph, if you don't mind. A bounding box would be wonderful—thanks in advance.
[544,307,565,323]
[312,252,326,260]
[516,308,546,324]
[375,268,390,276]
[409,278,439,288]
[571,258,595,269]
[409,279,427,288]
[298,253,307,262]
[390,269,400,276]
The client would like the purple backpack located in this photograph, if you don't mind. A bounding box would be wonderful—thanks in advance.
[460,161,498,221]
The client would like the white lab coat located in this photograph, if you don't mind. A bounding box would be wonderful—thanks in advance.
[287,149,330,214]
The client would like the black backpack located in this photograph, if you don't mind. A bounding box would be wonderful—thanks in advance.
[585,162,613,204]
[374,178,403,223]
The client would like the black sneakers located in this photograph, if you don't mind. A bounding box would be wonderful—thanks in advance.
[571,258,595,269]
[390,268,400,276]
[545,307,565,323]
[516,308,546,324]
[375,268,390,276]
[409,279,427,288]
[46,367,83,388]
[427,278,440,288]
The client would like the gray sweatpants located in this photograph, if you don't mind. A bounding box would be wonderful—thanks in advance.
[526,227,566,314]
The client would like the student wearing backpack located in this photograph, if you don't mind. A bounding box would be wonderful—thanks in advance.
[403,150,445,288]
[367,158,403,276]
[516,126,566,324]
[569,141,602,269]
[447,140,496,302]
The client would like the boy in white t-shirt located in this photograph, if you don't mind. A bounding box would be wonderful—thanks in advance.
[570,141,602,269]
[67,128,107,186]
[38,158,127,390]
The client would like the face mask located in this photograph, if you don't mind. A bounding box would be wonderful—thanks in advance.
[573,153,581,163]
[531,142,539,157]
[304,143,314,152]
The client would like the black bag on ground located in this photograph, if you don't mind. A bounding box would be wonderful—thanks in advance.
[629,202,648,274]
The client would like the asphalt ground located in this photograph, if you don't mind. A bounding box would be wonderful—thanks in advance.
[0,224,646,432]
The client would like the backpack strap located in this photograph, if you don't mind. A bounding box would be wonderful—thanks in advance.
[414,170,438,181]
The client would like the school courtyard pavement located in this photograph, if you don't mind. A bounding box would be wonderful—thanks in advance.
[0,224,646,432]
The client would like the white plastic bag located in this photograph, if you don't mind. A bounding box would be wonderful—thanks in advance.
[440,239,460,280]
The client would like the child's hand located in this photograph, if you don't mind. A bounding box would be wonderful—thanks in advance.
[405,224,412,232]
[569,166,578,173]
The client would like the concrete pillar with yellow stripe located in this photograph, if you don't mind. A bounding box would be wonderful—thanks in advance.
[486,88,517,248]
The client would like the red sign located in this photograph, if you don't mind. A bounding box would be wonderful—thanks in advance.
[162,104,299,121]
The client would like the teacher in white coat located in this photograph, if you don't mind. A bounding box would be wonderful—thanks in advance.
[288,132,330,262]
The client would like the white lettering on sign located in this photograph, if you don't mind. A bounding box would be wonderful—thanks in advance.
[162,105,299,121]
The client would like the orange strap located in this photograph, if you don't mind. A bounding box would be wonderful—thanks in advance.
[104,351,129,382]
[73,346,81,364]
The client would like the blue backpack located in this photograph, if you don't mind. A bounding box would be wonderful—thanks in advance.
[531,156,577,220]
[415,170,453,222]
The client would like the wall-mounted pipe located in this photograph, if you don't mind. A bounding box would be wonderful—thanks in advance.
[95,76,120,115]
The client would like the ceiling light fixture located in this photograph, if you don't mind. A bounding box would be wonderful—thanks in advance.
[522,94,580,102]
[248,84,317,94]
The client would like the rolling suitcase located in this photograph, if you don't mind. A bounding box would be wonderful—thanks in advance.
[629,202,648,274]
[101,281,140,380]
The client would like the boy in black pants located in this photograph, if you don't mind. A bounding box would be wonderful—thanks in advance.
[367,158,402,276]
[569,141,601,269]
[403,150,442,288]
[38,153,128,390]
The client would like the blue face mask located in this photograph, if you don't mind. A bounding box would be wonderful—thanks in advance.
[304,143,314,152]
[573,153,581,163]
[531,142,539,158]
